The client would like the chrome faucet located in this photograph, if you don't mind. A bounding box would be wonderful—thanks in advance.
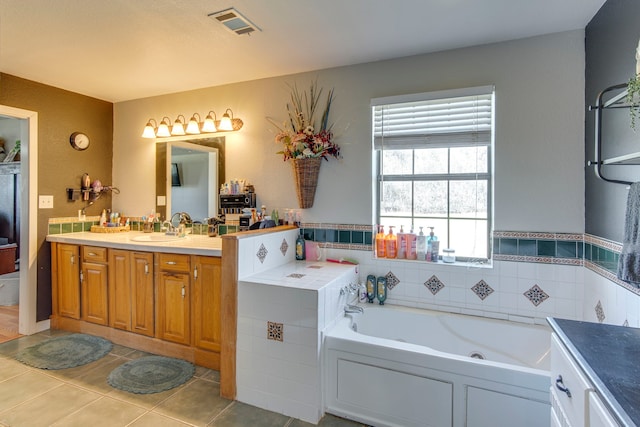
[344,304,364,314]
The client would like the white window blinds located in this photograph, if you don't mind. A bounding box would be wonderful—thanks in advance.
[372,85,494,149]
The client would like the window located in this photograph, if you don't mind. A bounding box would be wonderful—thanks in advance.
[372,86,494,261]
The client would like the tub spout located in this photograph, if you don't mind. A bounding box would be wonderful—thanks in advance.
[344,304,364,314]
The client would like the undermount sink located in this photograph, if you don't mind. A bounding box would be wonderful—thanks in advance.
[130,234,187,243]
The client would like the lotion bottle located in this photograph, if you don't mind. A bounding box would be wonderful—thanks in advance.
[406,227,417,260]
[397,225,406,259]
[416,227,426,261]
[295,233,306,260]
[385,226,397,259]
[375,225,386,258]
[366,274,376,303]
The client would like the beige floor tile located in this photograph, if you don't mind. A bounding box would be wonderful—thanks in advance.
[194,366,220,382]
[289,413,367,427]
[66,355,128,393]
[0,383,101,427]
[0,356,29,381]
[209,401,290,427]
[51,396,147,427]
[128,411,193,427]
[153,379,231,426]
[109,343,140,357]
[44,354,120,382]
[0,370,63,412]
[107,378,189,410]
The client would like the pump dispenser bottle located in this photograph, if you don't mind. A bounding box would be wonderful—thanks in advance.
[397,225,406,259]
[385,226,397,259]
[375,225,386,258]
[416,227,426,261]
[406,227,417,260]
[428,227,439,262]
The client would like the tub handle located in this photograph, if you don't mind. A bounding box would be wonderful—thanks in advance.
[555,375,572,398]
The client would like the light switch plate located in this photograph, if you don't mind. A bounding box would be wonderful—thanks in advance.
[157,195,166,206]
[39,195,54,209]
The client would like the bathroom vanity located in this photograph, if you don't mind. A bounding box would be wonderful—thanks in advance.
[47,231,223,369]
[548,317,639,426]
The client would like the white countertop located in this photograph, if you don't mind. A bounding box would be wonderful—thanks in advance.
[239,261,358,291]
[46,231,222,256]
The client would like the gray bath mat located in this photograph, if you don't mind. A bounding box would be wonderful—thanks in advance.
[15,333,112,370]
[107,355,195,394]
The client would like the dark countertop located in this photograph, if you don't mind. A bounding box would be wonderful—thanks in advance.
[548,318,640,427]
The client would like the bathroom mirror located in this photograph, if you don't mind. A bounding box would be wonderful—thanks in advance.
[155,136,225,222]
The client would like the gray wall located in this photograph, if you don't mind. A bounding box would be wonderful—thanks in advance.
[586,0,640,241]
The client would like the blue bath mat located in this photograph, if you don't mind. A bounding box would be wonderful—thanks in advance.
[15,333,112,370]
[107,355,195,394]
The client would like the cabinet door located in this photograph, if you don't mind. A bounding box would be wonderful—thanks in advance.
[589,391,620,427]
[81,262,109,325]
[131,252,154,337]
[108,249,131,331]
[192,256,222,352]
[157,271,190,345]
[56,243,80,319]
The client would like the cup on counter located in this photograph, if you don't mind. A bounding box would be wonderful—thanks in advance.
[143,222,154,233]
[305,241,324,261]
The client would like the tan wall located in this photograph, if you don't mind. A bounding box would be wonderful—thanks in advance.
[0,73,113,320]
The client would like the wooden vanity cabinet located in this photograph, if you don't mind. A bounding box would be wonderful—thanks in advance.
[156,253,191,345]
[108,250,154,337]
[54,243,81,319]
[81,246,109,325]
[192,255,222,352]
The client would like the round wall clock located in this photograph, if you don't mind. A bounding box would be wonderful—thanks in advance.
[70,132,90,151]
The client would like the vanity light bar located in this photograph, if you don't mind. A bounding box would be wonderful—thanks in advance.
[142,109,243,139]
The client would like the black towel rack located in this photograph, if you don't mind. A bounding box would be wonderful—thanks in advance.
[587,82,640,186]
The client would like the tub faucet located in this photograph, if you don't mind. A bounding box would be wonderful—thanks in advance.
[344,304,364,314]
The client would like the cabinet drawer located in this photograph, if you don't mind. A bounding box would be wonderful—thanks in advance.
[551,333,593,427]
[157,253,190,272]
[82,246,107,263]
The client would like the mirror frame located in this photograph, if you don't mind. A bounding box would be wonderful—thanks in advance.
[155,135,225,221]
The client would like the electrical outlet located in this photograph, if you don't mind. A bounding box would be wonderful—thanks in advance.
[39,195,54,209]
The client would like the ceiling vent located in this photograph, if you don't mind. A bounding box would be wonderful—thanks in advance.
[208,8,260,36]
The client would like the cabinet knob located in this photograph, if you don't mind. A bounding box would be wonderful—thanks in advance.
[144,264,149,275]
[555,375,572,398]
[181,285,186,299]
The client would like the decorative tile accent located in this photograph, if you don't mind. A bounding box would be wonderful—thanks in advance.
[256,243,268,264]
[595,300,605,323]
[424,275,445,295]
[385,271,400,290]
[307,265,323,269]
[523,284,549,307]
[287,273,305,279]
[280,238,289,256]
[267,321,283,342]
[471,280,494,300]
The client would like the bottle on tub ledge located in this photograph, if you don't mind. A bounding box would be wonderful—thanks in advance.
[295,232,306,260]
[428,227,439,262]
[385,226,397,259]
[416,227,426,261]
[397,225,407,259]
[375,225,386,258]
[376,276,387,305]
[366,274,376,303]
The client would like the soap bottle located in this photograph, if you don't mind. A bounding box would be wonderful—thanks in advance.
[397,225,406,259]
[366,274,376,303]
[428,227,439,262]
[100,209,107,227]
[376,276,387,305]
[375,225,386,258]
[406,227,417,260]
[385,226,397,259]
[295,233,306,260]
[416,227,426,261]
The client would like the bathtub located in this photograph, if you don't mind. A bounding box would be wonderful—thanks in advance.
[323,305,551,427]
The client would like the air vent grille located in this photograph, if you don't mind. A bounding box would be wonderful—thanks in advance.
[208,8,260,36]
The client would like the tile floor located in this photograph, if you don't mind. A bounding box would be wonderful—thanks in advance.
[0,331,366,427]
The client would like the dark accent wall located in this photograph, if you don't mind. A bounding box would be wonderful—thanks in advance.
[0,73,113,321]
[585,0,640,241]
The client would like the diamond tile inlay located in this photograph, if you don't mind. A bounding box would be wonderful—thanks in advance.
[523,284,549,307]
[595,300,605,323]
[287,273,305,279]
[280,238,289,256]
[256,243,268,264]
[424,275,445,295]
[267,321,283,342]
[471,280,494,300]
[385,271,400,290]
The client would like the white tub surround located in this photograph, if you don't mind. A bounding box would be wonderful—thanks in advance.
[234,231,358,424]
[0,271,19,306]
[325,305,551,427]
